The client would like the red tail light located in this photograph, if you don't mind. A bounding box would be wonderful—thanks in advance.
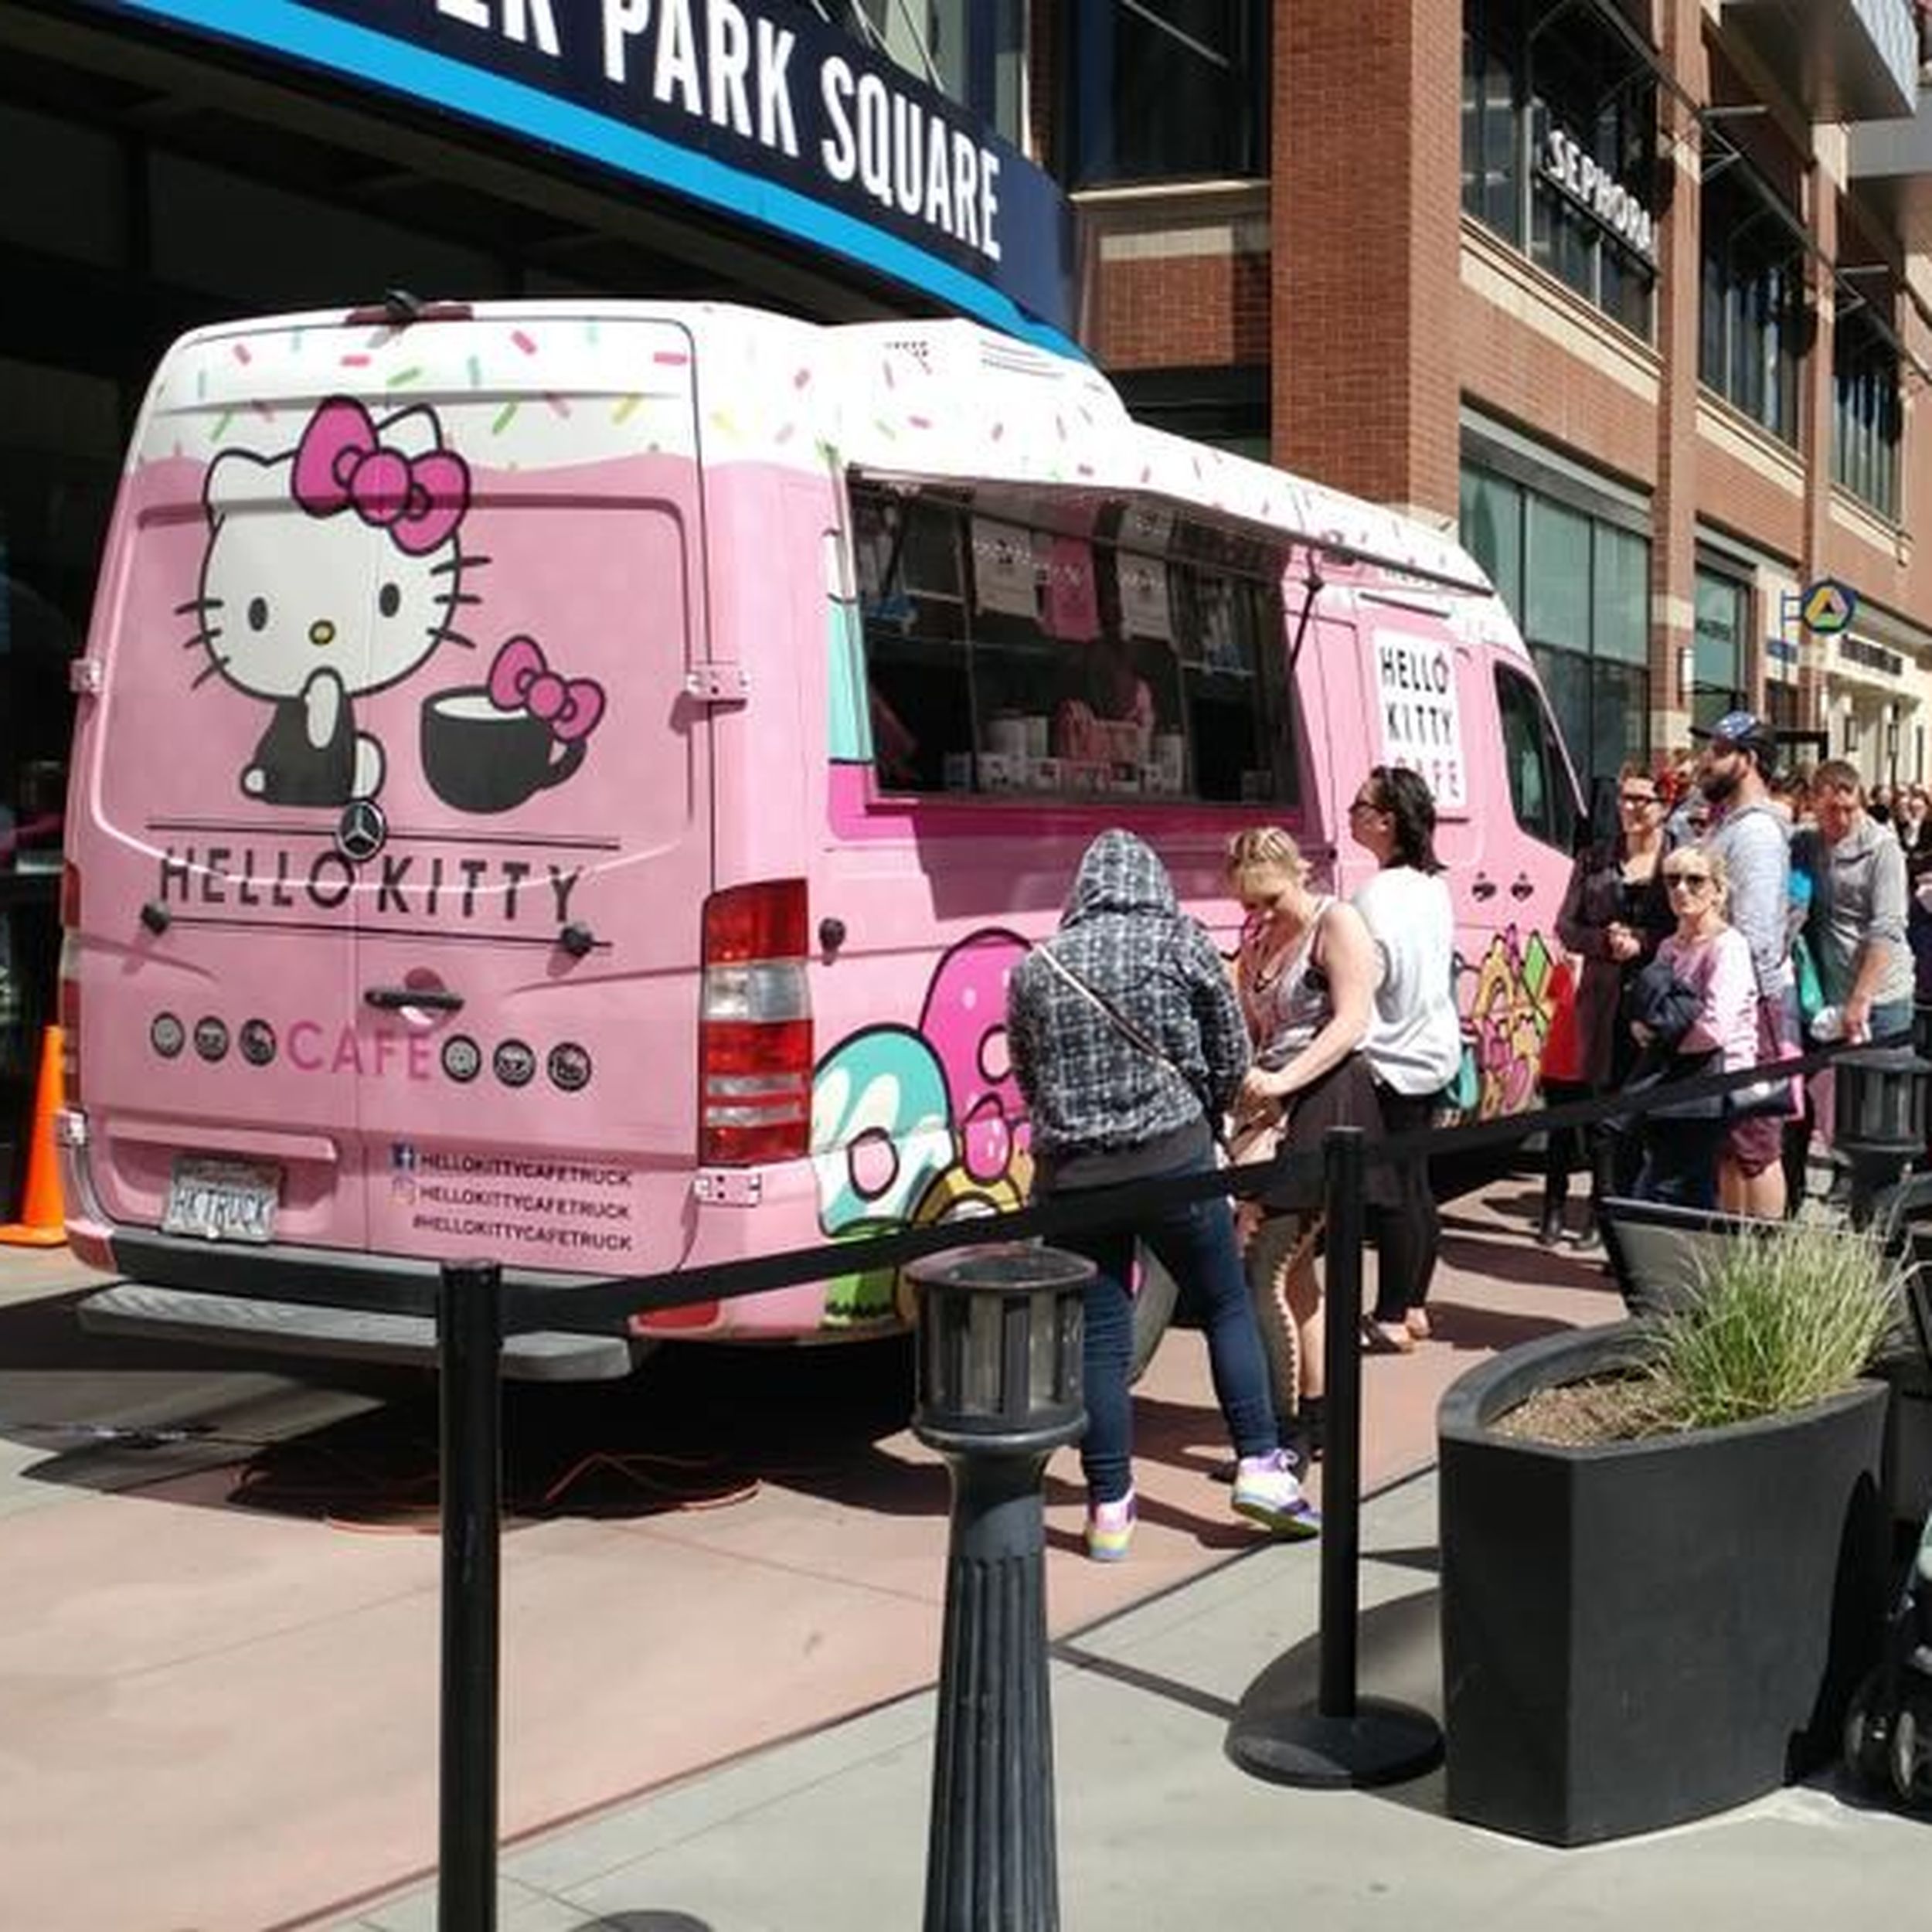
[699,879,812,1165]
[58,862,80,1104]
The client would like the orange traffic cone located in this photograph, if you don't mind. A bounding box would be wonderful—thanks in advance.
[0,1025,66,1247]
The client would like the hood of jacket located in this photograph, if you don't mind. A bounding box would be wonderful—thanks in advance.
[1062,829,1179,928]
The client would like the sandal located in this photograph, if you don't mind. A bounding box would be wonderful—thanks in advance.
[1403,1308,1432,1342]
[1362,1318,1416,1355]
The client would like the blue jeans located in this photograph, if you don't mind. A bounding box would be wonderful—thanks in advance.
[1056,1155,1279,1505]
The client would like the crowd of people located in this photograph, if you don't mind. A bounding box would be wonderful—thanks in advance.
[1006,766,1461,1563]
[1542,710,1923,1234]
[1003,712,1923,1566]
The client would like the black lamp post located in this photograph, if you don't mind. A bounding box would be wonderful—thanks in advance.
[907,1241,1090,1932]
[1835,1043,1932,1227]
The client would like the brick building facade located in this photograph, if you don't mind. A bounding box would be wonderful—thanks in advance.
[1056,0,1932,798]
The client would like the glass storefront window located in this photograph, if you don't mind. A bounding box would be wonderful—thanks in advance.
[1692,567,1747,736]
[1460,467,1523,611]
[1461,461,1652,801]
[1526,495,1590,649]
[1063,1,1269,187]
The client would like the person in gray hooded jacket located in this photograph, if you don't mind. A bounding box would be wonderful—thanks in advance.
[1008,829,1318,1560]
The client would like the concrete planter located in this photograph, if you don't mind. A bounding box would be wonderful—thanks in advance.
[1438,1321,1889,1845]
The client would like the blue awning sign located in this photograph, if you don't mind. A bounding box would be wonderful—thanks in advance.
[82,0,1079,351]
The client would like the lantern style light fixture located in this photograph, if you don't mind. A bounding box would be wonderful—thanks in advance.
[906,1240,1091,1932]
[1835,1043,1932,1226]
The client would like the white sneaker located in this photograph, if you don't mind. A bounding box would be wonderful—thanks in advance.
[1231,1451,1321,1539]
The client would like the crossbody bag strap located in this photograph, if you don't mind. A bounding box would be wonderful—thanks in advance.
[1032,943,1218,1134]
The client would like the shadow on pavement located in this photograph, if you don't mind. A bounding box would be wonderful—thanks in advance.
[0,1287,948,1529]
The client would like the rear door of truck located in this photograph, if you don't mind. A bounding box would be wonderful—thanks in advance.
[76,308,713,1304]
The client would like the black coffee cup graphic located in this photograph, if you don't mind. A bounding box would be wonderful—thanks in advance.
[421,689,587,814]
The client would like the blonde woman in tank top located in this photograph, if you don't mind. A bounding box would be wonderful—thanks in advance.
[1225,828,1390,1457]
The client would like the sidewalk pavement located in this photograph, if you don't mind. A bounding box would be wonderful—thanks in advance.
[322,1463,1930,1932]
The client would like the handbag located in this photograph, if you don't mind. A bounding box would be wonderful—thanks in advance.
[1791,930,1825,1029]
[1539,959,1585,1087]
[1726,988,1800,1120]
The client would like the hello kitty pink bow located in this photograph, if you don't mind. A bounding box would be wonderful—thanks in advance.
[291,396,470,556]
[487,637,606,743]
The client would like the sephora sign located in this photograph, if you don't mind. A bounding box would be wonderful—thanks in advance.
[1543,125,1656,263]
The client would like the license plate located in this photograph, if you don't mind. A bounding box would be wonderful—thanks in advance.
[162,1158,282,1244]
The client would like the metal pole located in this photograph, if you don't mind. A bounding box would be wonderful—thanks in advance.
[1224,1125,1443,1787]
[438,1259,503,1932]
[1317,1125,1366,1717]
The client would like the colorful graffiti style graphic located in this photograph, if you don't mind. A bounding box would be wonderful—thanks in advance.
[1462,925,1559,1118]
[809,929,1033,1328]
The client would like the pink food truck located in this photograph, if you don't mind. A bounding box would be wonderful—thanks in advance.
[59,298,1582,1376]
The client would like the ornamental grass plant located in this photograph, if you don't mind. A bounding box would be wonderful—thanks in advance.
[1641,1219,1906,1434]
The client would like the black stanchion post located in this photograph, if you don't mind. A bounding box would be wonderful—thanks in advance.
[438,1259,504,1932]
[906,1243,1090,1932]
[1226,1125,1444,1787]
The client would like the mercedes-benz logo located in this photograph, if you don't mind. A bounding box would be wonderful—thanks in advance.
[335,798,388,864]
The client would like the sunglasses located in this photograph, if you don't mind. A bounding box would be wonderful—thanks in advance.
[1665,870,1713,889]
[1348,797,1383,816]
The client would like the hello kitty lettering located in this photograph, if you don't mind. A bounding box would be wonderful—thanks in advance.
[181,396,480,805]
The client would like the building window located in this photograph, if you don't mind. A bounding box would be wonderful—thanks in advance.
[1692,567,1748,736]
[1699,167,1802,444]
[1461,461,1651,799]
[1461,0,1657,338]
[825,2,1028,147]
[1833,304,1902,521]
[1062,2,1269,187]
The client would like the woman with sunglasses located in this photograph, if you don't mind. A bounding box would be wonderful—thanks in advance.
[1631,845,1757,1208]
[1348,767,1463,1351]
[1539,762,1674,1247]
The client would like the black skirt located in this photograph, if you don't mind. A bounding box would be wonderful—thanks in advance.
[1260,1051,1400,1213]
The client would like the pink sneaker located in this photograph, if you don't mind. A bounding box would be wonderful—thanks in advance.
[1085,1491,1136,1562]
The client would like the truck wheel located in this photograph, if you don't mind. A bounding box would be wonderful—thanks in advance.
[1128,1248,1179,1386]
[1890,1692,1932,1806]
[1842,1668,1892,1791]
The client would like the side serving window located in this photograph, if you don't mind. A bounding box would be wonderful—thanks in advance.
[1495,662,1580,852]
[850,480,1298,808]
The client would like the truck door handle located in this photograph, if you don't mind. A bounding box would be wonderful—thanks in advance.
[364,985,464,1013]
[1510,875,1536,900]
[1471,876,1498,901]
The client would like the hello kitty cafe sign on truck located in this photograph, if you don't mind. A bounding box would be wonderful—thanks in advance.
[60,298,1577,1376]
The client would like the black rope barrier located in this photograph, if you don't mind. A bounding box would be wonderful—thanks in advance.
[142,1026,1910,1920]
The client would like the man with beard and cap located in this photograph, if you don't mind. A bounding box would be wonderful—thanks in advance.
[1007,828,1318,1561]
[1697,709,1794,1217]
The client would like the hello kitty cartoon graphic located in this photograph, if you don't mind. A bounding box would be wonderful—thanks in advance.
[185,396,475,804]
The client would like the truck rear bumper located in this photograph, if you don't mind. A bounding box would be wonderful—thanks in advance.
[81,1228,641,1381]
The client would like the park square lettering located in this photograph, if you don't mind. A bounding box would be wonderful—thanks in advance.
[429,0,1004,262]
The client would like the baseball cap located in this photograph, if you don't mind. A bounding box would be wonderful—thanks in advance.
[1709,709,1777,767]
